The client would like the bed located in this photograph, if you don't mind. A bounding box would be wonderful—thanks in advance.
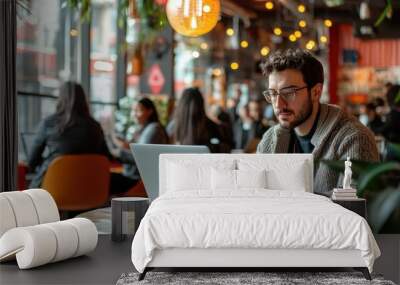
[131,154,380,280]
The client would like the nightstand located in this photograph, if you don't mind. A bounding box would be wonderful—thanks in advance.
[332,198,367,219]
[111,197,149,242]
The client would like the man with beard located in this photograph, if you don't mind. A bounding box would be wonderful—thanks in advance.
[257,49,379,194]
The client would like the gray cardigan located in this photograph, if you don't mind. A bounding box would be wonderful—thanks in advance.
[257,104,380,193]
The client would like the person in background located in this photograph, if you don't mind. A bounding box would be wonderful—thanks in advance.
[233,100,268,152]
[28,82,114,189]
[379,84,400,144]
[233,104,254,150]
[248,99,269,139]
[365,102,385,134]
[257,49,379,194]
[171,87,230,153]
[227,86,242,125]
[111,97,169,186]
[208,104,235,151]
[372,97,387,119]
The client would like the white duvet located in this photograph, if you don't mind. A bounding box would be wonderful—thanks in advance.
[131,190,380,273]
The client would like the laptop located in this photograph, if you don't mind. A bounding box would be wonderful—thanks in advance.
[130,144,210,202]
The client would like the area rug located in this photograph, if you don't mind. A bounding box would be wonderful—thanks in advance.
[116,271,395,285]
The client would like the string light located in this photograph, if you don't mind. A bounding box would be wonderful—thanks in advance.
[305,40,316,50]
[297,4,306,13]
[294,30,302,38]
[298,20,307,28]
[260,46,270,56]
[289,34,297,42]
[226,28,234,36]
[230,62,239,70]
[200,42,209,50]
[212,68,222,76]
[265,1,274,10]
[240,40,249,48]
[192,50,200,58]
[273,27,282,36]
[324,19,333,27]
[320,35,328,43]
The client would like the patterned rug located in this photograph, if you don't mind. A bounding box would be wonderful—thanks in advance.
[116,271,395,285]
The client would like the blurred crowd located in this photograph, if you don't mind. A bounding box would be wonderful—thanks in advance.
[356,84,400,160]
[26,80,399,196]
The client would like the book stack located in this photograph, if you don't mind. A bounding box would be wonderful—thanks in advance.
[332,188,358,200]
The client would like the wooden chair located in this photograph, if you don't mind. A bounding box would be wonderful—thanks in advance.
[42,154,110,211]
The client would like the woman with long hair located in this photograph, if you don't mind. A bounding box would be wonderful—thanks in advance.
[171,87,231,153]
[28,81,112,188]
[111,97,169,182]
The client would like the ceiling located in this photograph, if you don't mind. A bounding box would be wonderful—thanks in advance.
[223,0,400,24]
[219,0,400,39]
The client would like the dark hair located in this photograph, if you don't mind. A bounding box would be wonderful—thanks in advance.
[137,97,160,123]
[261,48,324,88]
[386,84,400,108]
[56,81,91,133]
[366,102,377,112]
[372,97,385,107]
[174,87,209,145]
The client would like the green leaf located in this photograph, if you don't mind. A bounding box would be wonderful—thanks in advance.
[369,187,400,233]
[374,0,392,27]
[387,143,400,160]
[358,162,400,191]
[395,89,400,104]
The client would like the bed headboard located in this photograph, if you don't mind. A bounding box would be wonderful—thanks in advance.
[159,154,314,195]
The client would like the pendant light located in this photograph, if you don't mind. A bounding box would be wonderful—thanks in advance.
[166,0,220,37]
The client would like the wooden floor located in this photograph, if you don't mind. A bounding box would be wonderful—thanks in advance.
[0,235,133,285]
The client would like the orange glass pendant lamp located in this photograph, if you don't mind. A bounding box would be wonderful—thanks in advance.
[166,0,220,37]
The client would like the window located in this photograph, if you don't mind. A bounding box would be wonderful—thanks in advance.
[17,0,81,160]
[16,0,120,161]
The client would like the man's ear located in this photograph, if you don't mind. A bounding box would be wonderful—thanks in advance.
[311,83,323,102]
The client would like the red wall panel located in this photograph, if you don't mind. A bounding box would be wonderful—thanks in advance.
[338,24,400,67]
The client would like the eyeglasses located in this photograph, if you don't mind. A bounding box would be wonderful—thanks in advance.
[262,86,308,103]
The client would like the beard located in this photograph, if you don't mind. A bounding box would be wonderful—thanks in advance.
[275,93,313,129]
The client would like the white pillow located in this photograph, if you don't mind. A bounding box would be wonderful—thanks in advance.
[266,167,307,191]
[238,158,308,192]
[237,169,267,189]
[211,168,236,190]
[211,169,267,190]
[166,160,236,192]
[167,162,210,191]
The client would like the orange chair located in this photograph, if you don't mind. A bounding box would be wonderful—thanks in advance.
[120,179,147,198]
[41,154,110,211]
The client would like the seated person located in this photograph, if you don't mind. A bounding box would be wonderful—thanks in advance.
[233,104,254,150]
[378,85,400,144]
[257,49,379,194]
[364,102,385,135]
[233,101,268,152]
[110,97,169,184]
[28,82,128,194]
[169,87,231,153]
[248,98,269,139]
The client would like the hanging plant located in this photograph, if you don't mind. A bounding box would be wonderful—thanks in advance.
[66,0,168,44]
[374,0,394,27]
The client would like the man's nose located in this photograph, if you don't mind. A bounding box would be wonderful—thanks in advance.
[274,95,287,110]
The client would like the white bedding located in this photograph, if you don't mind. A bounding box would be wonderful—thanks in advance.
[131,190,380,273]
